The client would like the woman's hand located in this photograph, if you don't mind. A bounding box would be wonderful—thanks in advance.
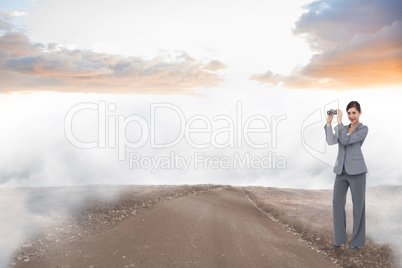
[327,113,334,125]
[337,109,343,125]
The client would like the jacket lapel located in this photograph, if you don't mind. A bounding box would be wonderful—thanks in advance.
[347,123,362,134]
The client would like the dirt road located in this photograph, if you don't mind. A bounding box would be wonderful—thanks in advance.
[17,187,336,267]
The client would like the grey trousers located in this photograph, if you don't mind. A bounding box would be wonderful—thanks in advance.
[333,169,366,247]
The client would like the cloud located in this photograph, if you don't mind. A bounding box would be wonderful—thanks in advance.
[201,60,227,72]
[251,0,402,89]
[0,32,43,58]
[0,10,26,32]
[293,0,402,49]
[0,11,15,32]
[0,17,226,94]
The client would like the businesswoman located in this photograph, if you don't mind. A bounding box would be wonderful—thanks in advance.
[324,101,368,252]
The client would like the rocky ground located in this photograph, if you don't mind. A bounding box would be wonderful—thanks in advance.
[7,184,402,268]
[10,184,225,267]
[241,186,401,268]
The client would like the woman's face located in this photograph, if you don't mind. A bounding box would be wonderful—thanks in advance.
[347,107,361,123]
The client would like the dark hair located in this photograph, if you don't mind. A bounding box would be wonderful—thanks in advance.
[346,101,361,112]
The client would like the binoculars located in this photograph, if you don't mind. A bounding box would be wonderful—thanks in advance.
[327,109,337,115]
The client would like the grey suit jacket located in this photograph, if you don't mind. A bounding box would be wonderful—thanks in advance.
[324,122,368,175]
